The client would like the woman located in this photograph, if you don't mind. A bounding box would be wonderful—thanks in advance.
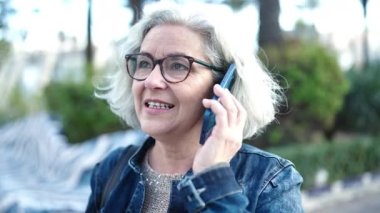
[86,2,303,212]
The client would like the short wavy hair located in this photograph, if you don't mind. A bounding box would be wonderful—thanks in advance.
[96,2,283,139]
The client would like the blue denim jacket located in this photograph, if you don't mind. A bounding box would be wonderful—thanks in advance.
[86,137,304,212]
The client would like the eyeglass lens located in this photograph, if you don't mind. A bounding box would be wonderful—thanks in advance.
[127,54,191,83]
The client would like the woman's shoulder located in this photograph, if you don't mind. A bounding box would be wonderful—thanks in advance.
[235,144,304,211]
[96,144,140,174]
[232,143,302,184]
[98,132,148,169]
[238,143,292,166]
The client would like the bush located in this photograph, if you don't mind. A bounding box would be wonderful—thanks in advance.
[0,86,29,125]
[44,81,126,143]
[269,136,380,190]
[335,63,380,135]
[257,40,349,145]
[0,39,11,66]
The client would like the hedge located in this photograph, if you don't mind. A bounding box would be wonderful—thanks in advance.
[268,136,380,190]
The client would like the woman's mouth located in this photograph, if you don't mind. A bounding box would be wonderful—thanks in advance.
[145,101,174,109]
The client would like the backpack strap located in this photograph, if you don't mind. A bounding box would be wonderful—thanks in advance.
[99,145,138,209]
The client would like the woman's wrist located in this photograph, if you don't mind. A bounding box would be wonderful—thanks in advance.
[193,162,230,174]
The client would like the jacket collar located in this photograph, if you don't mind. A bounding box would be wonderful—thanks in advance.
[128,137,155,174]
[128,137,195,177]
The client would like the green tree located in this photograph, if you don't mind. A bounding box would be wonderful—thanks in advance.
[257,40,349,146]
[0,0,11,37]
[222,0,247,10]
[0,0,14,57]
[0,38,11,66]
[335,63,380,135]
[44,80,126,143]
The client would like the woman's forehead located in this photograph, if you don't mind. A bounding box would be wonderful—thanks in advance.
[140,24,206,59]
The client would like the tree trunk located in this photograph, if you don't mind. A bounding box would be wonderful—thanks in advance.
[258,0,283,48]
[85,0,93,77]
[85,0,93,63]
[129,0,143,25]
[361,0,369,69]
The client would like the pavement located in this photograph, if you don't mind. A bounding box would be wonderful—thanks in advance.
[303,171,380,213]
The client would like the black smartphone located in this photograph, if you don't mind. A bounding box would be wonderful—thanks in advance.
[199,64,236,145]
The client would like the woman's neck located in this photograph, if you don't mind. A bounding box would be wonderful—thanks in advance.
[148,137,201,174]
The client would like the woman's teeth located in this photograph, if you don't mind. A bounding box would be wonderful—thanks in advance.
[146,101,173,109]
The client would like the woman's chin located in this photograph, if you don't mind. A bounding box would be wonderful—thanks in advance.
[141,125,171,138]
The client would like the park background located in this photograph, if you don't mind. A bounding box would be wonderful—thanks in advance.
[0,0,379,212]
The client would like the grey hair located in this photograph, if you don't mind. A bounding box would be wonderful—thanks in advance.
[96,2,283,139]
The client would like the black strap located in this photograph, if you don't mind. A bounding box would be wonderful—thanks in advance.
[99,146,138,210]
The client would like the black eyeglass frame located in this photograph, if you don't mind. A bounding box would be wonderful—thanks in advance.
[125,53,225,83]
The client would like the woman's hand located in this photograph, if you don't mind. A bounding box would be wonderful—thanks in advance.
[192,84,247,173]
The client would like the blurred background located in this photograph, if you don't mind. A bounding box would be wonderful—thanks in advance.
[0,0,379,212]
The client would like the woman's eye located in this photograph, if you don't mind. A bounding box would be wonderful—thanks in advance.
[170,62,188,71]
[138,60,152,69]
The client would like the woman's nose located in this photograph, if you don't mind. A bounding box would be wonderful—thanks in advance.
[144,65,167,89]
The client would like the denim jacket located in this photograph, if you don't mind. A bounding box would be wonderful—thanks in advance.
[86,137,304,212]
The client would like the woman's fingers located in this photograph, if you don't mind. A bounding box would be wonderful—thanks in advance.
[230,93,247,129]
[195,84,246,173]
[202,84,247,138]
[202,98,228,132]
[212,84,240,126]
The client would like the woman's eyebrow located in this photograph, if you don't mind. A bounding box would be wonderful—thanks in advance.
[138,51,189,58]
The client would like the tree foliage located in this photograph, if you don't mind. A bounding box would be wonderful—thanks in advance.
[0,85,28,125]
[44,78,126,143]
[0,39,11,66]
[335,62,380,135]
[44,66,126,143]
[222,0,249,10]
[256,39,349,145]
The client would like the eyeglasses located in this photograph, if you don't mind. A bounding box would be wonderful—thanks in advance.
[125,53,224,83]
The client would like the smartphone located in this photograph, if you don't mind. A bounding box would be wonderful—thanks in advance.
[199,63,236,145]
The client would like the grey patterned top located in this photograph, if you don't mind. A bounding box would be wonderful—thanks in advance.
[141,156,184,213]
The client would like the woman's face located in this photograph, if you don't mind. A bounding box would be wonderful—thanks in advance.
[132,24,214,140]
